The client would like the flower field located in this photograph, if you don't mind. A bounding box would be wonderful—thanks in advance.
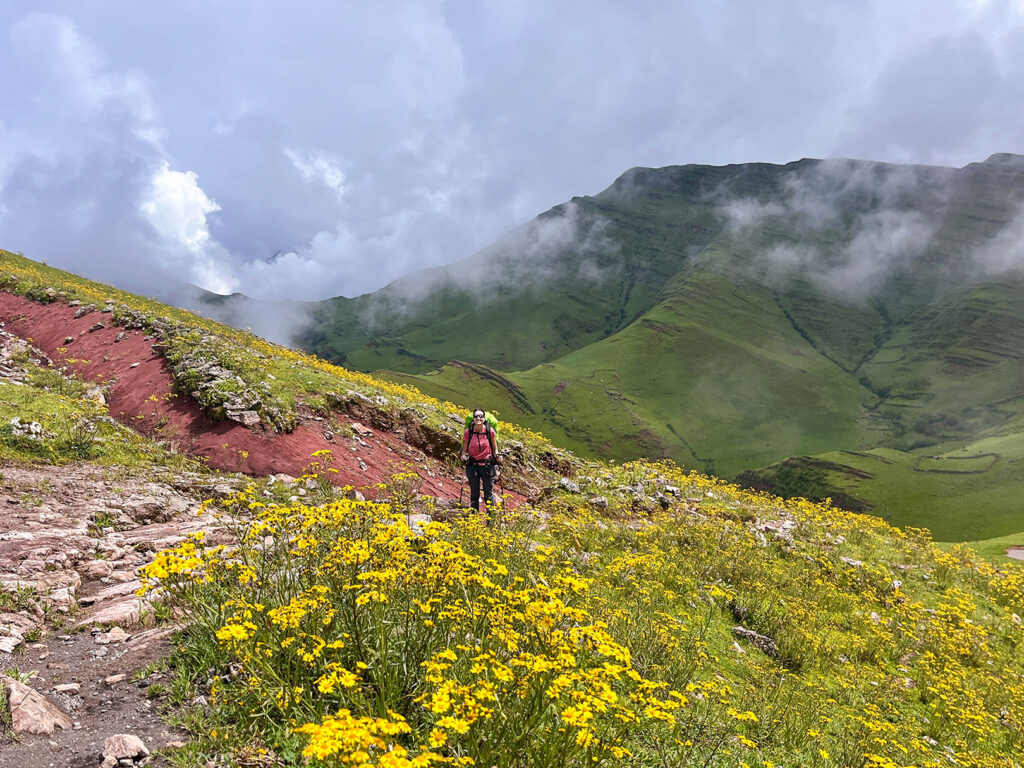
[143,461,1024,767]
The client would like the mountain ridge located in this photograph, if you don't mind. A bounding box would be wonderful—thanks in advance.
[282,154,1024,550]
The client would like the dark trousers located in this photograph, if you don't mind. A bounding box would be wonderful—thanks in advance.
[466,462,494,512]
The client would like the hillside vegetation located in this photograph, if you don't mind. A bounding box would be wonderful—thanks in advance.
[147,463,1024,768]
[291,155,1024,551]
[0,252,1023,766]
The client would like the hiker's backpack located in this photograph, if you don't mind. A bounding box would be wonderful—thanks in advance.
[464,411,499,434]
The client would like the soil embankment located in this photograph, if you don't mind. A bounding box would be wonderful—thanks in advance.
[0,292,465,498]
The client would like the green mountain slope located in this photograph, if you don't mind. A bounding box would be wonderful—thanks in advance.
[293,154,1024,544]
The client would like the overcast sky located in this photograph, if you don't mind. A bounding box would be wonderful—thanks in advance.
[1,1,1023,302]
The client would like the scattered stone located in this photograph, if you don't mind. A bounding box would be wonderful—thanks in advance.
[95,626,131,644]
[10,416,44,439]
[559,478,581,494]
[81,559,115,579]
[352,422,374,437]
[54,682,80,694]
[211,483,235,498]
[840,556,863,568]
[588,496,609,509]
[2,674,73,734]
[102,733,150,766]
[64,335,74,344]
[80,596,151,627]
[129,362,140,368]
[0,635,22,653]
[733,626,779,658]
[225,408,261,428]
[105,673,127,686]
[115,332,127,342]
[89,321,106,332]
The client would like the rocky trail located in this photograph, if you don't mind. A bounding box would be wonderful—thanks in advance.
[0,462,224,767]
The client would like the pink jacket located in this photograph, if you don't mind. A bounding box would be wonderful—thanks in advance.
[463,426,494,462]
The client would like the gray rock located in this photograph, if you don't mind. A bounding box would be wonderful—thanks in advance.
[559,478,581,494]
[733,626,778,658]
[225,409,261,428]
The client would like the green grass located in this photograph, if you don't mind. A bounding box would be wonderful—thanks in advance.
[0,357,192,468]
[389,271,882,477]
[743,425,1024,553]
[0,248,575,485]
[352,159,1024,545]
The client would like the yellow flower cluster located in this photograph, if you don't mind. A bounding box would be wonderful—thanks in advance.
[139,459,1024,768]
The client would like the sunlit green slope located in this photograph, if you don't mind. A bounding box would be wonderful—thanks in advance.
[287,156,1024,543]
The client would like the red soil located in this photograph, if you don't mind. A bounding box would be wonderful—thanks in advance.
[0,292,469,499]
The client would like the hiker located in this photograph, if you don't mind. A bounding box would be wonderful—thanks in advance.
[461,408,500,514]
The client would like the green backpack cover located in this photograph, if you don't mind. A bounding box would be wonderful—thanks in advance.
[464,411,499,434]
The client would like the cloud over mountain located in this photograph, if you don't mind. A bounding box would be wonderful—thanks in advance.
[3,2,1024,307]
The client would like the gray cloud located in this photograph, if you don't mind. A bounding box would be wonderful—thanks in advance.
[2,1,1024,317]
[354,200,616,329]
[720,160,957,300]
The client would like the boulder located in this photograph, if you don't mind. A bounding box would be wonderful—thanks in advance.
[2,675,73,734]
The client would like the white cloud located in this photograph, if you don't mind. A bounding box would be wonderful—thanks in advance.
[139,163,237,294]
[3,1,1024,309]
[10,13,159,147]
[284,147,346,200]
[140,164,220,251]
